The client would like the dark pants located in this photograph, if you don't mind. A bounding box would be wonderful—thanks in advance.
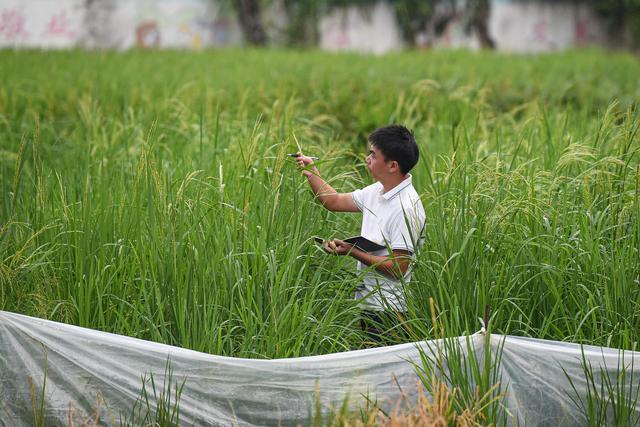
[360,310,409,346]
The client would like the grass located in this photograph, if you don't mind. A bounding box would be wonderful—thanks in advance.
[123,359,186,427]
[565,347,639,426]
[0,48,639,361]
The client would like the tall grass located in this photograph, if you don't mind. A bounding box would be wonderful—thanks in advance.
[565,348,639,426]
[123,360,186,427]
[0,49,639,359]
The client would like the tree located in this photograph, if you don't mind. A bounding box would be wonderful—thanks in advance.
[465,0,495,49]
[588,0,640,46]
[391,0,436,47]
[233,0,268,46]
[282,0,321,46]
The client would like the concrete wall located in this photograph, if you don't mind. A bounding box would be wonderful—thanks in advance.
[319,2,404,55]
[320,0,609,53]
[490,0,607,53]
[82,0,242,49]
[0,0,618,53]
[0,0,242,49]
[0,0,84,48]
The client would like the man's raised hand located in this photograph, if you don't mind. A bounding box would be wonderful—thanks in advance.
[294,152,315,177]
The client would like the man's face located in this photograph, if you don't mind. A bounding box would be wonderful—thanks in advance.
[366,145,389,181]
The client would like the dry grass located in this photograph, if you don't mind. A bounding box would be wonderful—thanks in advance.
[330,379,503,427]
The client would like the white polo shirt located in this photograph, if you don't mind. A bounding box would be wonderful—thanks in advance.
[350,174,425,312]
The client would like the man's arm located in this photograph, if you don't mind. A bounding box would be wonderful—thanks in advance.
[324,239,411,279]
[296,153,359,212]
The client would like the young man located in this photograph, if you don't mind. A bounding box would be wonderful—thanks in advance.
[296,125,425,340]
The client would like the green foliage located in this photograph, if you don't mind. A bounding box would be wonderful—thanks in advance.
[122,359,186,427]
[591,0,640,44]
[415,332,507,425]
[277,0,453,46]
[565,347,640,426]
[28,347,48,427]
[390,0,437,45]
[250,0,640,47]
[282,0,322,46]
[0,49,639,361]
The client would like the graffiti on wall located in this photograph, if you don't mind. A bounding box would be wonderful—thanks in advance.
[136,21,160,48]
[132,1,240,49]
[1,0,240,49]
[320,2,402,54]
[321,17,351,51]
[0,1,83,47]
[0,9,30,41]
[43,11,77,39]
[575,18,589,43]
[490,1,606,52]
[212,18,233,45]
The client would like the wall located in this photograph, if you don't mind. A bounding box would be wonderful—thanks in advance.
[319,2,404,55]
[489,0,607,53]
[0,0,84,48]
[0,0,618,53]
[0,0,242,50]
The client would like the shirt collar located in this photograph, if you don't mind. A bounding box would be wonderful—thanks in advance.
[380,174,412,200]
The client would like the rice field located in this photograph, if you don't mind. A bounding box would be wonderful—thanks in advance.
[1,48,639,361]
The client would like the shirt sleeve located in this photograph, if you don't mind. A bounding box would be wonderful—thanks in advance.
[351,182,380,212]
[387,206,423,253]
[351,189,364,212]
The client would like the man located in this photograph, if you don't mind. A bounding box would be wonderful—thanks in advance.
[296,124,425,342]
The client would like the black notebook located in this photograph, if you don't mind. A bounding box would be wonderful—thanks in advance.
[343,236,386,252]
[313,236,386,252]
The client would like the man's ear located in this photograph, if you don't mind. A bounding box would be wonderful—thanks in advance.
[389,160,400,172]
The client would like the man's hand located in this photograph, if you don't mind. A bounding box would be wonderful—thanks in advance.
[294,153,359,212]
[323,239,354,256]
[322,238,411,279]
[294,152,316,177]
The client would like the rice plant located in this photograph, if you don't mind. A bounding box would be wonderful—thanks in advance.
[0,48,639,360]
[565,347,639,426]
[122,359,186,427]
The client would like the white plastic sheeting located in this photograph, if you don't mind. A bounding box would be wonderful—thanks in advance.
[0,310,638,426]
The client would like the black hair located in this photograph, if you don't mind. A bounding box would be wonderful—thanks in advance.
[368,124,419,174]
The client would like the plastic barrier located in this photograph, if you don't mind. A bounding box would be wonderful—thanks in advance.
[1,311,638,426]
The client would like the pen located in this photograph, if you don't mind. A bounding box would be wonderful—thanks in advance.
[287,153,320,160]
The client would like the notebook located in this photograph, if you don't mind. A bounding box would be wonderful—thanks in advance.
[313,236,386,253]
